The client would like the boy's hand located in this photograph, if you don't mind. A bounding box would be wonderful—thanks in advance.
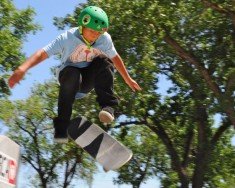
[8,68,26,88]
[126,78,142,92]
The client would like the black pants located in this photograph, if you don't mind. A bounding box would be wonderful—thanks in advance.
[57,55,119,120]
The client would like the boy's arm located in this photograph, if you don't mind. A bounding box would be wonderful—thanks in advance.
[8,49,48,88]
[111,54,141,92]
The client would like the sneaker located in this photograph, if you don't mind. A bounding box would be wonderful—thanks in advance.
[53,118,70,143]
[99,106,115,124]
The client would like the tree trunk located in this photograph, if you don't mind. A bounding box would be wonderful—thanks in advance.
[39,174,48,188]
[192,150,210,188]
[192,101,211,188]
[148,123,190,188]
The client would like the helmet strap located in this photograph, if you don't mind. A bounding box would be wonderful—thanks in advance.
[78,26,94,49]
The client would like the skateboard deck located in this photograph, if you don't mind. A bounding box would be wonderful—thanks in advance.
[67,116,132,172]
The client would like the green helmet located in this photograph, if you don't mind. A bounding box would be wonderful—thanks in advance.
[78,6,109,32]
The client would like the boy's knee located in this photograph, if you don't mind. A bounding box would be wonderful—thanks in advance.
[59,67,81,91]
[93,54,107,62]
[59,67,81,84]
[92,55,113,69]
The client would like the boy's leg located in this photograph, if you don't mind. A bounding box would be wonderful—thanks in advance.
[54,66,81,143]
[58,66,81,120]
[81,55,119,123]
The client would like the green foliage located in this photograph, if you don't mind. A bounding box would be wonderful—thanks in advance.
[112,126,169,187]
[0,0,233,187]
[52,0,235,187]
[205,128,235,187]
[0,0,40,97]
[0,81,96,187]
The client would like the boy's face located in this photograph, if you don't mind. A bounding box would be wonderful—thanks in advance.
[82,27,102,43]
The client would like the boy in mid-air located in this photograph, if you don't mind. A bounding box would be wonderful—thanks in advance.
[8,6,141,143]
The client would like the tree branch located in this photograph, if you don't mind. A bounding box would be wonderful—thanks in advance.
[136,155,151,186]
[161,33,235,128]
[201,0,235,44]
[21,155,39,172]
[163,33,222,98]
[66,159,79,184]
[114,120,147,129]
[147,121,189,187]
[182,126,194,168]
[15,119,35,138]
[201,0,235,16]
[211,120,231,147]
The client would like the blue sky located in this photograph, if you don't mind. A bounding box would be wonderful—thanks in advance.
[10,0,80,100]
[12,1,161,187]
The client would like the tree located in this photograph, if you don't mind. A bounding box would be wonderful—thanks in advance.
[0,0,40,97]
[0,81,96,188]
[112,126,165,188]
[53,1,235,187]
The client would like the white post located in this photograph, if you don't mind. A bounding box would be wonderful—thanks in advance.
[0,135,20,188]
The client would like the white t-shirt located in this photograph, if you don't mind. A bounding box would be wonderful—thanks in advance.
[43,27,118,70]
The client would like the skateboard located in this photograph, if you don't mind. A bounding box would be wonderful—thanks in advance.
[67,116,133,172]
